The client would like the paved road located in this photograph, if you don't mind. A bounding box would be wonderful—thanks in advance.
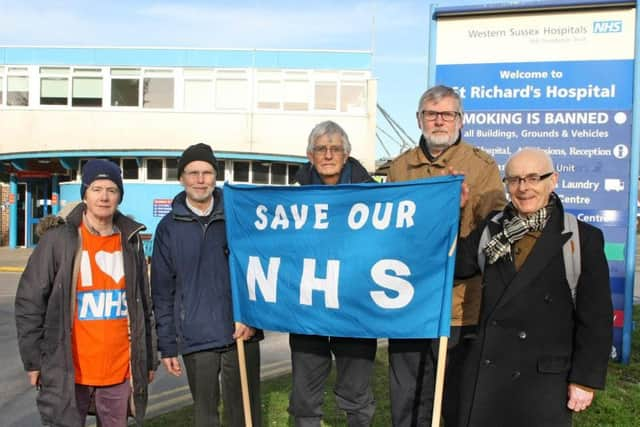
[2,246,640,426]
[1,271,291,427]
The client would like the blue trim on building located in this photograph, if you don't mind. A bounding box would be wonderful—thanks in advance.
[433,0,636,16]
[218,153,307,163]
[0,150,307,163]
[0,47,372,70]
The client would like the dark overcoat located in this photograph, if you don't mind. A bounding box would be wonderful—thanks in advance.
[455,200,612,427]
[15,203,158,427]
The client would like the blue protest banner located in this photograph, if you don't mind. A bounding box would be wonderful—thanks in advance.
[223,176,462,339]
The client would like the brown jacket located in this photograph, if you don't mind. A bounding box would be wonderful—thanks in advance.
[388,139,506,326]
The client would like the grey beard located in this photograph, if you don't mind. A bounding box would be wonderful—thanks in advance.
[424,132,457,152]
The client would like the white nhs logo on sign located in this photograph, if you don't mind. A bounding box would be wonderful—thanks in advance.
[78,290,128,320]
[593,20,622,33]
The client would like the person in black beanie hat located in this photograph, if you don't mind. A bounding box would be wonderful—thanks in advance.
[152,143,262,427]
[81,159,125,203]
[177,143,218,177]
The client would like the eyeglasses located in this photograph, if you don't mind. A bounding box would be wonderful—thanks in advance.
[503,171,554,187]
[312,145,345,155]
[419,110,460,122]
[183,170,215,179]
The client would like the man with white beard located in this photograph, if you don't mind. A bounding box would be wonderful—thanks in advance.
[386,85,506,427]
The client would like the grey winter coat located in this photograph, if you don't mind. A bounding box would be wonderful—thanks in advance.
[15,203,158,427]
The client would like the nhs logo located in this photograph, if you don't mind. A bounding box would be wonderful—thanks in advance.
[593,20,622,33]
[78,290,128,320]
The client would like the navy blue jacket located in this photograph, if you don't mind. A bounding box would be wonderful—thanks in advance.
[294,157,374,185]
[151,189,235,357]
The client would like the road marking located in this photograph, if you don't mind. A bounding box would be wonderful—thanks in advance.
[149,385,190,401]
[0,267,25,272]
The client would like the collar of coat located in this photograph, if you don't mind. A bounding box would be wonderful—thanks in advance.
[171,187,225,222]
[418,133,462,162]
[294,156,374,185]
[64,202,146,242]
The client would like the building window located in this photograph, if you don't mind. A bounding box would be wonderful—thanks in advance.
[271,163,287,185]
[107,157,121,166]
[215,78,248,110]
[252,162,270,184]
[111,79,139,106]
[184,79,213,111]
[233,161,250,182]
[256,71,282,110]
[340,82,366,113]
[216,160,226,179]
[40,67,69,106]
[166,158,178,181]
[146,159,163,180]
[122,158,139,179]
[79,159,89,179]
[288,164,301,184]
[111,68,140,107]
[72,69,102,107]
[0,75,3,104]
[283,78,309,111]
[40,78,68,105]
[257,80,280,109]
[7,74,29,106]
[143,75,174,109]
[315,82,337,110]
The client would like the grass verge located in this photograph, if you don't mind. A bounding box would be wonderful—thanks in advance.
[146,306,640,426]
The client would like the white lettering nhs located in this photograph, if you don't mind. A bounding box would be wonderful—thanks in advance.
[246,257,414,309]
[77,290,128,320]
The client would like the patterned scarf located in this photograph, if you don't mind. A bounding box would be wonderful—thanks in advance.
[483,203,551,265]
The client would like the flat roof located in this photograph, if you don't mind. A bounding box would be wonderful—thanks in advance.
[0,46,372,70]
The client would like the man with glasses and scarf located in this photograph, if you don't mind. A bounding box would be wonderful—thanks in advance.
[454,148,612,426]
[386,85,506,426]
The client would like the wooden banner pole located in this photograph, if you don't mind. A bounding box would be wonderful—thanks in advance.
[236,338,253,427]
[431,335,449,427]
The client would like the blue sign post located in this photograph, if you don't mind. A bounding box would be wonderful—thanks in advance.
[431,1,638,362]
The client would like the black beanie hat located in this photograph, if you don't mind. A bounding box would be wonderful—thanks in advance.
[177,143,218,177]
[80,159,124,203]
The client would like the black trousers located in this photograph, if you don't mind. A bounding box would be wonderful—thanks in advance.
[183,341,261,427]
[288,334,377,427]
[442,326,476,427]
[388,338,437,427]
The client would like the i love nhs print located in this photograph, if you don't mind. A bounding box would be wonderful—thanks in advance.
[77,249,127,320]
